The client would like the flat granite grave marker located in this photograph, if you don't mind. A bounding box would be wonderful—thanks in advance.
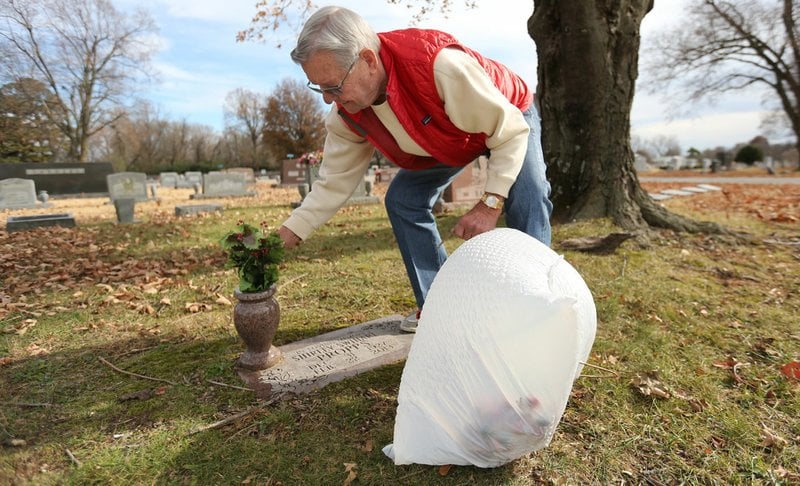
[0,178,40,209]
[107,172,149,202]
[237,315,411,396]
[681,186,710,193]
[660,188,695,197]
[6,213,76,232]
[175,203,223,217]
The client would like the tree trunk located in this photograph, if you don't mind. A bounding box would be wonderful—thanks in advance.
[529,0,726,234]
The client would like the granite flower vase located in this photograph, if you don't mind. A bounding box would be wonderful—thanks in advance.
[233,285,282,370]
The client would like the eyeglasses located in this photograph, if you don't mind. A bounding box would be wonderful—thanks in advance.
[307,57,359,97]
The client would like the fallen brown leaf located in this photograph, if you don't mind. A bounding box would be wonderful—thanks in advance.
[361,439,373,453]
[185,302,212,313]
[774,466,800,482]
[630,372,671,399]
[712,357,750,383]
[215,294,232,306]
[343,463,357,486]
[438,464,453,476]
[760,425,788,449]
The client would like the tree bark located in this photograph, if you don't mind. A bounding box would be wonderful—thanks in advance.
[529,0,728,234]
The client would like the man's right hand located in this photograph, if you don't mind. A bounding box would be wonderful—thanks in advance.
[278,225,302,249]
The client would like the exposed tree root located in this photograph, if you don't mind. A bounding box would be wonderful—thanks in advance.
[635,195,752,243]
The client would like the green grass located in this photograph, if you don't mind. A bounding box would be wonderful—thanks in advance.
[1,188,798,485]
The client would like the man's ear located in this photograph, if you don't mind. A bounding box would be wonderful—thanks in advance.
[360,48,380,69]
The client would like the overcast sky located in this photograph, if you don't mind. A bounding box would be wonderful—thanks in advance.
[118,0,783,152]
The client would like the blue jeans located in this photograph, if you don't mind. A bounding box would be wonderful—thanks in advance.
[385,106,552,309]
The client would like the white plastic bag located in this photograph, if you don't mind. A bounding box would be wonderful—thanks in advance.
[383,228,597,467]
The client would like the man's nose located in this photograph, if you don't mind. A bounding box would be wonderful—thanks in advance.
[322,92,337,104]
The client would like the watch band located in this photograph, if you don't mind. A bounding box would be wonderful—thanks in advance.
[480,192,505,210]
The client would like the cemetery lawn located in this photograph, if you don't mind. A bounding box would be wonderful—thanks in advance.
[1,179,798,485]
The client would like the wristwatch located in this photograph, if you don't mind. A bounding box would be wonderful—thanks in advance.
[480,192,505,210]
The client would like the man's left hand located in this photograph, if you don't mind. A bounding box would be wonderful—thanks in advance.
[452,202,502,241]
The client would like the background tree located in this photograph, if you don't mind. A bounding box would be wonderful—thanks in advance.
[94,101,226,172]
[262,78,326,165]
[0,77,63,162]
[241,0,725,234]
[224,88,269,169]
[0,0,158,162]
[646,0,800,166]
[735,144,764,165]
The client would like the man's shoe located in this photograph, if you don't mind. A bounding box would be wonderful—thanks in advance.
[399,310,421,333]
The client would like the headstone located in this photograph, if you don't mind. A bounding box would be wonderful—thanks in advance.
[237,315,412,397]
[159,172,179,188]
[375,167,400,183]
[176,171,202,188]
[681,186,710,193]
[634,154,657,172]
[443,157,488,207]
[107,172,149,202]
[649,193,672,201]
[175,203,224,217]
[660,188,695,196]
[113,198,136,224]
[226,167,256,184]
[0,162,113,197]
[292,167,379,207]
[280,159,307,186]
[347,174,380,205]
[185,171,203,187]
[0,178,39,209]
[192,172,255,199]
[6,214,76,232]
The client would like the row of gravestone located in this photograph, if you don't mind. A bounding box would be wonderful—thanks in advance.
[0,171,258,210]
[108,171,257,201]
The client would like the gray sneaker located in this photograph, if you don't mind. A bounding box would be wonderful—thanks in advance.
[399,310,420,333]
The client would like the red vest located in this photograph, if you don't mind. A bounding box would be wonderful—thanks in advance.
[337,29,533,170]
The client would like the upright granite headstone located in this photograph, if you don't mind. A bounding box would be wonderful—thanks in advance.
[113,198,137,224]
[159,172,179,188]
[293,168,379,207]
[184,171,203,188]
[280,159,307,186]
[192,172,254,199]
[0,162,113,197]
[0,178,39,209]
[107,172,149,202]
[375,167,400,183]
[226,167,256,184]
